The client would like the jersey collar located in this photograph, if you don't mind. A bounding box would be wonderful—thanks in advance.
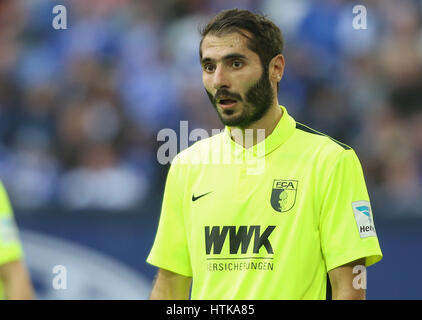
[223,105,296,158]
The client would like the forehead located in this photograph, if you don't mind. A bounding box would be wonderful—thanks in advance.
[201,32,256,60]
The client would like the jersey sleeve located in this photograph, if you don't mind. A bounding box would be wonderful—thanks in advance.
[0,182,23,266]
[146,158,192,277]
[319,149,383,271]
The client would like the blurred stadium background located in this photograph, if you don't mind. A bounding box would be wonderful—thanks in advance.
[0,0,421,299]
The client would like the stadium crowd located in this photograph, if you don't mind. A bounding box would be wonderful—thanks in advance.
[0,0,421,217]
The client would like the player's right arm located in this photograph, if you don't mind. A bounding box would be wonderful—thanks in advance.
[150,268,192,300]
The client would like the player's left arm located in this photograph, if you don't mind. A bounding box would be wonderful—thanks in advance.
[0,259,35,300]
[328,258,366,300]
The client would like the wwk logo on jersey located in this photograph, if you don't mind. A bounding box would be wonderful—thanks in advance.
[270,180,298,213]
[205,225,275,255]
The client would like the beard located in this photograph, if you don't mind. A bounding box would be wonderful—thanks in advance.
[206,67,274,128]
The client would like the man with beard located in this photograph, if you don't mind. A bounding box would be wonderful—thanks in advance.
[147,9,382,300]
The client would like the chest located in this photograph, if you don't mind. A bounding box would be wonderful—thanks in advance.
[184,161,321,263]
[188,159,317,218]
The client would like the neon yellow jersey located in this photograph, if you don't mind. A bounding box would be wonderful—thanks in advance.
[147,105,383,299]
[0,181,23,299]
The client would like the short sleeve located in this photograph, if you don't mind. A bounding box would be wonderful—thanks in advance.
[0,181,23,266]
[319,149,383,271]
[146,158,192,277]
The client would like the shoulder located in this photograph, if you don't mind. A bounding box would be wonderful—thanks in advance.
[290,121,359,169]
[292,121,354,159]
[294,121,352,152]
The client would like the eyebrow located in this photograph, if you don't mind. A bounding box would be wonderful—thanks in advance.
[201,53,247,65]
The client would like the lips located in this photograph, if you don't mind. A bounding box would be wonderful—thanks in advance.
[218,100,237,110]
[219,99,237,105]
[216,96,238,110]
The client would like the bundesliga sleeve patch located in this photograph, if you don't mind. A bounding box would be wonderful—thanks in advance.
[352,201,377,238]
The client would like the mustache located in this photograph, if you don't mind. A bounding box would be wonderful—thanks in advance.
[213,88,242,103]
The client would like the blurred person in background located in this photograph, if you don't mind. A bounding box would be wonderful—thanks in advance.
[0,181,34,299]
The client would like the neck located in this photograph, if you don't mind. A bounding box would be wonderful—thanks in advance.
[230,101,282,148]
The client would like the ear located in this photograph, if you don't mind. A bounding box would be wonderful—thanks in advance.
[269,54,285,84]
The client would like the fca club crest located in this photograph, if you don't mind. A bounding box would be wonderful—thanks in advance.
[270,180,298,213]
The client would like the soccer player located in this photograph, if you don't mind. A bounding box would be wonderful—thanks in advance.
[147,9,382,300]
[0,181,34,299]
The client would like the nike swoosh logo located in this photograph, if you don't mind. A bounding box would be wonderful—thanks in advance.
[192,191,212,202]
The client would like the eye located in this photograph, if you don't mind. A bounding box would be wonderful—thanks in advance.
[232,60,243,68]
[203,64,215,73]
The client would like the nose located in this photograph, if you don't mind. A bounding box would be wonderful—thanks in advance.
[213,65,230,90]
